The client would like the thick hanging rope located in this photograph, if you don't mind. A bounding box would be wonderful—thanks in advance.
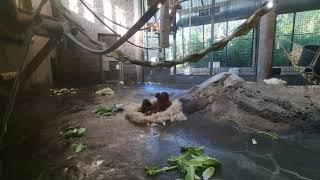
[1,0,50,140]
[51,0,167,54]
[49,0,273,68]
[81,0,151,31]
[79,0,160,50]
[64,1,273,67]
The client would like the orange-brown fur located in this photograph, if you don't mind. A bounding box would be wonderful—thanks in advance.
[139,92,172,116]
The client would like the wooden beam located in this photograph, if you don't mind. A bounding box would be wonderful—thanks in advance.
[0,10,63,39]
[17,10,63,36]
[20,39,58,81]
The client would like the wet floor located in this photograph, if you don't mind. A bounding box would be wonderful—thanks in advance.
[142,112,320,180]
[3,84,320,180]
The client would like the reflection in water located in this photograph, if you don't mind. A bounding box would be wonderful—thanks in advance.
[139,84,318,180]
[142,118,318,180]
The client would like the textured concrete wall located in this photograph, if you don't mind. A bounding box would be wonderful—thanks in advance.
[59,0,144,83]
[25,0,55,89]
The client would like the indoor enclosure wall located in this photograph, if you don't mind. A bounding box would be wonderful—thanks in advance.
[56,0,144,84]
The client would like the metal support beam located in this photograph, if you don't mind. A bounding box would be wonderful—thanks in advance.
[134,0,144,82]
[172,31,177,75]
[210,0,215,75]
[290,12,296,52]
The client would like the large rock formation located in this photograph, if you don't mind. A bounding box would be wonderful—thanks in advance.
[180,73,320,132]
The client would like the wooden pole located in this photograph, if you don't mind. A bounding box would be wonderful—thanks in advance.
[20,39,59,81]
[160,1,170,48]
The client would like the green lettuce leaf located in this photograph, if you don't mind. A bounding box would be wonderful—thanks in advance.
[202,167,215,180]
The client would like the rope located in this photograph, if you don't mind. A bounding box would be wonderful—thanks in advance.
[81,0,152,31]
[65,1,273,67]
[79,0,161,51]
[279,38,320,85]
[0,0,49,140]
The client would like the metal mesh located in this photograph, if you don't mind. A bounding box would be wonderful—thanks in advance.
[273,10,320,66]
[144,0,320,75]
[294,10,320,45]
[174,0,256,71]
[273,13,294,66]
[226,20,253,67]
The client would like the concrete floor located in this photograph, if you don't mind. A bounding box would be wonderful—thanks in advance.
[3,83,320,180]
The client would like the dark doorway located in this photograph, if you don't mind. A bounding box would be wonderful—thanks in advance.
[103,60,121,81]
[98,33,122,82]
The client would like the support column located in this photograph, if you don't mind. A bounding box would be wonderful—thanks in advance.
[210,0,215,76]
[256,4,276,81]
[171,4,177,75]
[160,1,170,48]
[134,0,144,82]
[171,31,177,75]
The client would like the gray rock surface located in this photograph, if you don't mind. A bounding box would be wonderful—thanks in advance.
[181,73,320,132]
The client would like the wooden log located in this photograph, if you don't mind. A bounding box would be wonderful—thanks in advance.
[160,1,170,48]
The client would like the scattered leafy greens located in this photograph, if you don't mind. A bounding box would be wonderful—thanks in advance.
[202,167,215,180]
[64,128,87,153]
[65,128,86,138]
[50,88,77,96]
[257,130,279,140]
[72,142,87,153]
[145,147,221,180]
[94,106,113,116]
[145,166,178,176]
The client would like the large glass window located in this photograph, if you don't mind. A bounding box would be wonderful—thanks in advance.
[273,13,294,66]
[226,20,253,67]
[176,28,184,59]
[83,0,94,22]
[165,35,174,61]
[183,26,206,67]
[175,19,253,68]
[201,22,228,67]
[212,22,227,65]
[273,10,320,66]
[294,10,320,45]
[69,0,79,14]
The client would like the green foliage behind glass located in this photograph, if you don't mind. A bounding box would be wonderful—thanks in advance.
[273,10,320,66]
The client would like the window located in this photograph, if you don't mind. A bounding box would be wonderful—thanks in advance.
[199,9,210,16]
[294,10,320,45]
[226,20,253,67]
[210,6,220,14]
[103,0,113,30]
[69,0,79,14]
[83,0,94,22]
[273,13,294,66]
[272,10,320,66]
